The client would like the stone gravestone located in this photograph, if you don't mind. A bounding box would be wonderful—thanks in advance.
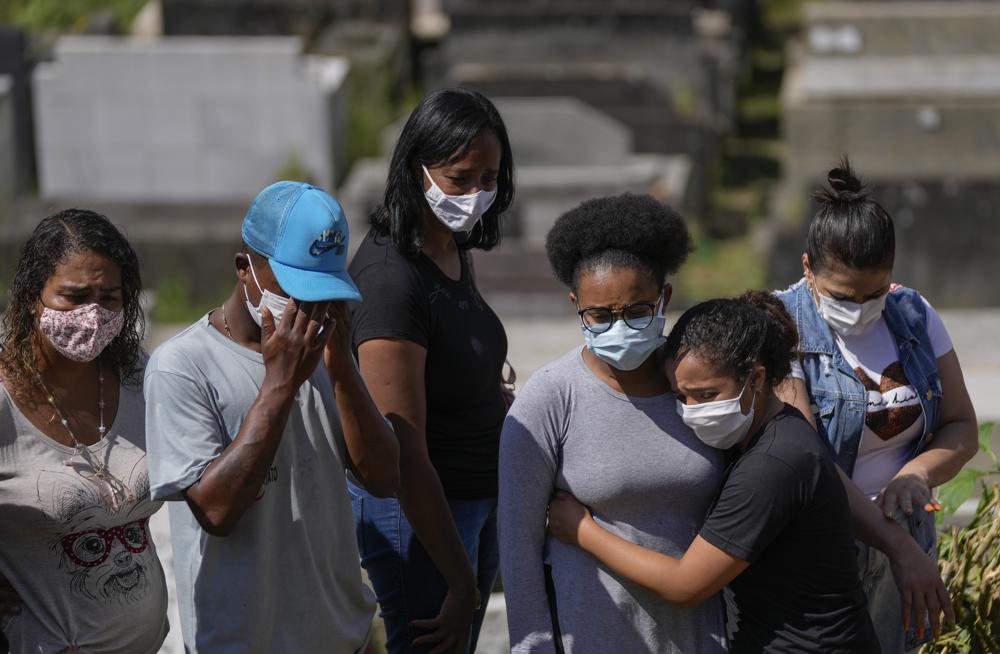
[33,36,349,201]
[0,26,35,196]
[0,76,14,206]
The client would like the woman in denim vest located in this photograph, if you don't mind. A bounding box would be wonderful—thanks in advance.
[776,160,978,653]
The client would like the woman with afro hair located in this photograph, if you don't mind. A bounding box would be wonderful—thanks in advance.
[498,193,727,653]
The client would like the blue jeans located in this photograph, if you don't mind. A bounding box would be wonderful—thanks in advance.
[347,481,499,654]
[856,508,937,653]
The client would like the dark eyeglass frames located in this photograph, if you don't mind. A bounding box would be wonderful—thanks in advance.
[577,300,660,334]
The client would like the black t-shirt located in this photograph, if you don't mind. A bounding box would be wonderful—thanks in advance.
[349,231,508,499]
[700,405,880,654]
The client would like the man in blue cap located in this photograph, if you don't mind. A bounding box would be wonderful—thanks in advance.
[145,182,400,653]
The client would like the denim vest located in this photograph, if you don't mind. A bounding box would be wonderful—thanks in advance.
[776,279,943,478]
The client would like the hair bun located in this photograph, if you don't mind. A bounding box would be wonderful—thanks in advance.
[828,169,861,195]
[813,156,867,204]
[827,156,865,197]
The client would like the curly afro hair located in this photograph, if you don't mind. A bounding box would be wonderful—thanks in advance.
[545,193,693,291]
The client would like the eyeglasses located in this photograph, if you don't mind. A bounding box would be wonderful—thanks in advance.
[60,517,150,568]
[577,301,658,334]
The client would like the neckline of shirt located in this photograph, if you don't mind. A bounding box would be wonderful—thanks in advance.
[201,311,265,364]
[1,379,131,456]
[572,346,676,406]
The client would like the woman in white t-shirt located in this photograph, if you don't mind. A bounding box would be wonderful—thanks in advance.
[776,160,978,653]
[0,210,168,654]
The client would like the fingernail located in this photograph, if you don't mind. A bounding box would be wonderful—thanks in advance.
[884,510,894,519]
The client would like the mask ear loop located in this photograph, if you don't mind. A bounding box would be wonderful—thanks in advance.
[422,165,443,195]
[244,254,271,313]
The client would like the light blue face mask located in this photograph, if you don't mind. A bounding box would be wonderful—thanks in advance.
[581,305,667,372]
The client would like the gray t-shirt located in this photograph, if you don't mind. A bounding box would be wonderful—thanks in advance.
[0,375,168,654]
[145,314,375,654]
[499,347,728,654]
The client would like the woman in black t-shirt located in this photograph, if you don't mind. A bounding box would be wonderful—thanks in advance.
[347,88,514,654]
[548,292,887,653]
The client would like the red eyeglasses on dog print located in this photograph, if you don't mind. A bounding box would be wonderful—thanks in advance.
[60,517,150,567]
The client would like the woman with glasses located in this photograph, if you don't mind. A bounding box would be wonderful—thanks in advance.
[546,291,883,653]
[776,160,977,652]
[347,88,515,653]
[499,193,727,653]
[0,210,168,653]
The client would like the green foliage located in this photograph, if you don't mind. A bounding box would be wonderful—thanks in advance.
[151,276,217,325]
[1,0,147,32]
[676,228,766,305]
[922,423,1000,653]
[938,423,999,524]
[939,468,990,523]
[345,68,401,164]
[274,149,315,186]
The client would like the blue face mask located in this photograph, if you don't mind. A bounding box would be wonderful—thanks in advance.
[581,309,667,372]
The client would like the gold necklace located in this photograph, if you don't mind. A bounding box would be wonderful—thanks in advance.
[221,302,235,341]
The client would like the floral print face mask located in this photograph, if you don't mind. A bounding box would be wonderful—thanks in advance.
[39,303,124,362]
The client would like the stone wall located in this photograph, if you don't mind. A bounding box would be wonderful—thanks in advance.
[33,36,349,202]
[424,2,749,218]
[774,1,1000,305]
[0,76,14,210]
[162,0,408,36]
[804,1,1000,57]
[0,27,35,196]
[769,180,1000,308]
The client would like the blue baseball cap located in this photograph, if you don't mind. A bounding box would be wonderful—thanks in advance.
[241,181,362,303]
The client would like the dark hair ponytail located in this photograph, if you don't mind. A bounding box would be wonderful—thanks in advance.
[807,157,894,273]
[664,291,798,387]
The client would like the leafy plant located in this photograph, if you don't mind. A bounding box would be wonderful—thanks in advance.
[938,423,1000,522]
[1,0,146,32]
[921,423,1000,653]
[274,149,314,186]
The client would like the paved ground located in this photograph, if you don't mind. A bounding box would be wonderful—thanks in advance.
[148,308,1000,653]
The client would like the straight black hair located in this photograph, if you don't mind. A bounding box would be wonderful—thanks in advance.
[371,88,515,257]
[807,157,895,273]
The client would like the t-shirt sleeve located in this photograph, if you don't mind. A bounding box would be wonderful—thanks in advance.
[144,366,225,501]
[351,261,430,348]
[920,296,954,358]
[498,371,565,654]
[699,453,806,563]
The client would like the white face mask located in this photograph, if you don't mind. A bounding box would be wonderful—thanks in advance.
[677,379,757,450]
[422,165,497,233]
[244,257,290,327]
[814,288,886,337]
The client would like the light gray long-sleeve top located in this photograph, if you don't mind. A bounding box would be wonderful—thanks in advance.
[499,347,729,654]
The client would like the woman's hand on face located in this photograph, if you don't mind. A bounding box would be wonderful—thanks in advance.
[547,490,593,546]
[877,471,939,518]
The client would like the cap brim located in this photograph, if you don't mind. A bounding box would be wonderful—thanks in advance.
[269,259,363,303]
